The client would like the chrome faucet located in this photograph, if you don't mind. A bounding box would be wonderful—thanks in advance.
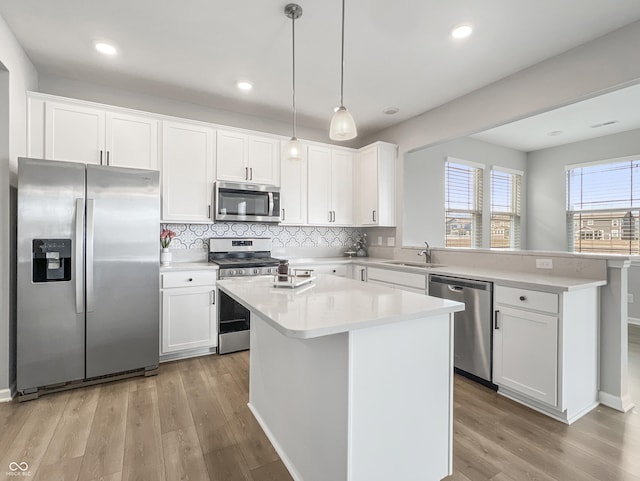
[417,241,432,264]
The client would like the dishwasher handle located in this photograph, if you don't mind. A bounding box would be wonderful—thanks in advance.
[430,275,492,291]
[447,285,464,292]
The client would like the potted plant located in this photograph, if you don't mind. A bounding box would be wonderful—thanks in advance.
[160,228,176,265]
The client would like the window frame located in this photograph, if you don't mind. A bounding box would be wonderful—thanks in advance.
[490,167,523,250]
[444,157,484,249]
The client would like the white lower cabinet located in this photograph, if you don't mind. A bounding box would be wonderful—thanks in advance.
[160,270,218,358]
[493,306,558,406]
[492,284,599,423]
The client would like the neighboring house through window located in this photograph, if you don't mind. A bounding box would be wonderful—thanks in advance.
[444,157,483,248]
[490,168,522,249]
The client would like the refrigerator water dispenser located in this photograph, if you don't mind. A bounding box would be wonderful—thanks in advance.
[32,238,71,282]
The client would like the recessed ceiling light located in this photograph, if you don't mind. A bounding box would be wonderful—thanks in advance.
[237,81,253,91]
[95,42,117,55]
[548,130,564,137]
[451,25,473,39]
[383,107,399,115]
[590,120,619,128]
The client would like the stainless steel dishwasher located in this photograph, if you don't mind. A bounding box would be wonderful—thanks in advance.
[428,275,494,385]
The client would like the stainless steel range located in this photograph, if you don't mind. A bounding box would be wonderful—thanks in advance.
[209,238,280,353]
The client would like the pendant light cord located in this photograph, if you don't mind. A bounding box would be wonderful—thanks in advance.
[291,12,297,139]
[339,0,345,107]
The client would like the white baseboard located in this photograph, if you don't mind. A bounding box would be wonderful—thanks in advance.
[628,317,640,326]
[0,385,13,403]
[599,391,635,412]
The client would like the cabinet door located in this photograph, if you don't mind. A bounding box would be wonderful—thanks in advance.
[331,150,354,225]
[44,101,105,164]
[162,120,215,223]
[105,111,159,170]
[280,141,308,224]
[162,286,217,353]
[248,135,280,185]
[217,130,248,182]
[357,146,378,225]
[493,306,558,406]
[307,146,333,224]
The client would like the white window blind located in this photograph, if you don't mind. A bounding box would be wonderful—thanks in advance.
[490,169,522,249]
[566,158,640,254]
[445,160,483,248]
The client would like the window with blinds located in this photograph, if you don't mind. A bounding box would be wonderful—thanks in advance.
[566,157,640,254]
[490,169,522,249]
[445,159,483,248]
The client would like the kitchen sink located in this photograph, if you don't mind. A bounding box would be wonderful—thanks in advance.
[382,260,446,269]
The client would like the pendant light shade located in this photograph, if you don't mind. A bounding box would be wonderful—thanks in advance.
[284,3,303,161]
[284,137,304,161]
[329,0,357,141]
[330,106,357,141]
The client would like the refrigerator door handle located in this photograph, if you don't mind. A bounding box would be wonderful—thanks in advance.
[86,199,95,312]
[75,198,85,314]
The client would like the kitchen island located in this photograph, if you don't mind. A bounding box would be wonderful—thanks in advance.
[217,275,464,481]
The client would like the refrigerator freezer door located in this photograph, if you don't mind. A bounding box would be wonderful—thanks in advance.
[85,165,160,378]
[17,158,86,392]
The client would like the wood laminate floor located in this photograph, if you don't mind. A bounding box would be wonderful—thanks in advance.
[1,345,639,481]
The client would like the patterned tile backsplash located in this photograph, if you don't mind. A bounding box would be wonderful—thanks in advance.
[162,223,361,250]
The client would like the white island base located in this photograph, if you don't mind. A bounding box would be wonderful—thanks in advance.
[248,310,454,481]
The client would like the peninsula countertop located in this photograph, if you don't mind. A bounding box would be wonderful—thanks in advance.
[217,274,464,339]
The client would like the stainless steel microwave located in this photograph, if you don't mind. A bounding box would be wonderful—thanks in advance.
[215,182,281,223]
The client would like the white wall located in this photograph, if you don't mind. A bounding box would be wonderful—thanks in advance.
[361,21,640,254]
[0,13,38,398]
[403,137,527,248]
[38,73,333,145]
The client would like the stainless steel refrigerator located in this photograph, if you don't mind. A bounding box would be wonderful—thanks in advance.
[17,157,160,397]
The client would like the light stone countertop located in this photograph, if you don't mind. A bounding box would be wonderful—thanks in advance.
[159,261,218,272]
[217,274,464,339]
[288,256,606,292]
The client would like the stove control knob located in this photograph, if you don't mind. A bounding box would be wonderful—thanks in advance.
[254,268,260,275]
[238,269,245,276]
[227,270,235,277]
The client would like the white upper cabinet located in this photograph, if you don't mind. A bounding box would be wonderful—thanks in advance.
[216,129,280,185]
[105,111,158,170]
[307,146,353,225]
[161,120,216,223]
[280,141,308,225]
[32,96,158,169]
[355,142,396,226]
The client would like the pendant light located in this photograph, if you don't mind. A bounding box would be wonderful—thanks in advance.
[329,0,357,141]
[284,4,303,161]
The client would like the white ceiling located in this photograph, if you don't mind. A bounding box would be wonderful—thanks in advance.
[2,1,640,139]
[471,83,640,152]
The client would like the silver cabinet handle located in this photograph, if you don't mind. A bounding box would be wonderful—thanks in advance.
[372,210,376,222]
[99,150,103,165]
[360,268,366,282]
[106,151,110,166]
[211,290,216,305]
[86,199,95,312]
[245,167,249,180]
[250,167,253,180]
[494,310,500,330]
[329,211,332,222]
[281,208,285,221]
[75,198,85,314]
[208,204,211,219]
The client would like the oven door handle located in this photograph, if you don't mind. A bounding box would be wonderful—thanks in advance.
[268,192,274,217]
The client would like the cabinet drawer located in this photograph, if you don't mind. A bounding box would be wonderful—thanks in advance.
[162,271,217,288]
[495,285,558,314]
[367,267,426,291]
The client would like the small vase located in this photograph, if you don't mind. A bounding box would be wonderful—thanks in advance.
[160,247,172,266]
[356,248,367,257]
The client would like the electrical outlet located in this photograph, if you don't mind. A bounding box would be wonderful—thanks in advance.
[377,236,383,245]
[536,258,553,269]
[387,237,395,247]
[629,294,634,303]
